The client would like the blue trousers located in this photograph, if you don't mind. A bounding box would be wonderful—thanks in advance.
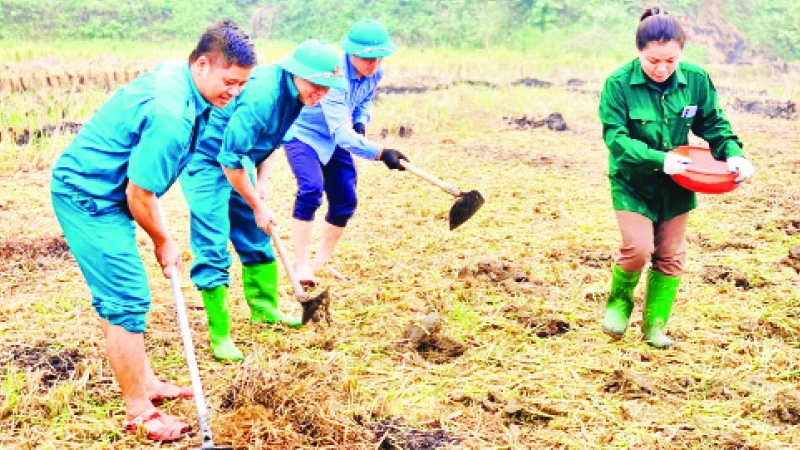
[284,138,358,227]
[180,156,276,290]
[51,188,150,333]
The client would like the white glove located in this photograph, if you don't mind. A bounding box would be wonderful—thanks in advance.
[664,153,691,175]
[727,156,754,183]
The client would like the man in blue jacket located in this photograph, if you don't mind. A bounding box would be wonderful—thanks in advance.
[180,40,345,361]
[284,19,409,285]
[50,21,255,442]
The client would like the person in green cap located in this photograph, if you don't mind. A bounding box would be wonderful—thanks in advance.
[598,8,754,348]
[50,21,256,441]
[284,19,409,285]
[180,39,345,361]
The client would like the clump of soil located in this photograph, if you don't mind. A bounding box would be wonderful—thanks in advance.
[510,78,552,88]
[525,317,571,338]
[733,98,797,119]
[0,236,72,273]
[2,343,82,387]
[453,79,497,88]
[450,392,565,425]
[458,258,529,283]
[700,265,750,288]
[379,125,413,139]
[0,236,73,281]
[377,85,430,95]
[578,250,614,269]
[504,113,567,131]
[500,306,570,337]
[1,122,83,145]
[309,287,333,326]
[366,418,460,450]
[566,78,585,87]
[765,389,800,425]
[604,369,659,399]
[220,362,373,444]
[738,318,798,342]
[781,220,800,236]
[399,312,466,364]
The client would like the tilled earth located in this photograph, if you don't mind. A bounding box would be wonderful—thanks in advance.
[1,54,800,449]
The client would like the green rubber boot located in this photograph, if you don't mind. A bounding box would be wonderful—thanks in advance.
[602,265,641,338]
[201,286,243,361]
[242,262,302,327]
[643,270,680,349]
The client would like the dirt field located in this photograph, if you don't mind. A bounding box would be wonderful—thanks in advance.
[1,45,799,449]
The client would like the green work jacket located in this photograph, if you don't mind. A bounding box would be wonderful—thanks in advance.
[599,59,744,221]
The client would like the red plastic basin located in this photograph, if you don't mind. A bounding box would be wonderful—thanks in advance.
[670,145,738,194]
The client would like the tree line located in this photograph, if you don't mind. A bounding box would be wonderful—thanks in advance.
[1,0,798,60]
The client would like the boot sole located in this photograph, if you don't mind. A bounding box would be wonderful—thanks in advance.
[602,327,625,340]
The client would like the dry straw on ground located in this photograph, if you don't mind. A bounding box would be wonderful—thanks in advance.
[1,46,800,449]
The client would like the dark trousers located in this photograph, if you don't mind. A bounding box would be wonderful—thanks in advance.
[284,138,358,227]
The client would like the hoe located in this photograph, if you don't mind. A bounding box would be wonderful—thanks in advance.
[269,227,329,325]
[169,267,233,450]
[399,160,484,230]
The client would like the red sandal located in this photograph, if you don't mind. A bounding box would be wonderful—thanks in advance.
[123,408,192,442]
[149,379,193,406]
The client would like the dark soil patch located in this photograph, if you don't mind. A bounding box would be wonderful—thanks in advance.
[376,85,431,95]
[0,235,72,272]
[566,78,585,87]
[3,343,81,387]
[450,392,565,425]
[1,122,83,145]
[578,251,614,269]
[700,265,750,289]
[220,363,372,444]
[379,125,413,139]
[366,418,460,450]
[566,87,601,98]
[733,98,797,119]
[504,113,567,131]
[604,369,659,399]
[453,79,497,88]
[523,318,571,338]
[511,77,552,88]
[739,318,799,343]
[766,389,800,425]
[782,249,800,274]
[783,220,800,235]
[458,258,529,283]
[399,313,466,364]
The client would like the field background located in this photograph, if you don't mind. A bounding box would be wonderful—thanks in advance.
[1,1,800,449]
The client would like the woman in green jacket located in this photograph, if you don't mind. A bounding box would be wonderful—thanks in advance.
[598,8,755,348]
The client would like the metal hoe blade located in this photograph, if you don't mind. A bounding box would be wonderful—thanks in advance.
[449,190,485,230]
[300,288,330,325]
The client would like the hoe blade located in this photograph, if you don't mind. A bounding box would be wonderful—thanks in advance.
[449,190,485,230]
[301,288,330,325]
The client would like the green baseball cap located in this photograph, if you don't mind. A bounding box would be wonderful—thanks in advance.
[341,19,396,59]
[278,39,346,89]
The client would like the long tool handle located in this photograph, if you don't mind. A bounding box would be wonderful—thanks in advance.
[399,160,461,197]
[169,267,216,449]
[268,228,308,302]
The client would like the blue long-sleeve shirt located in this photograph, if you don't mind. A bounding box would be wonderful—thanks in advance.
[286,54,383,165]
